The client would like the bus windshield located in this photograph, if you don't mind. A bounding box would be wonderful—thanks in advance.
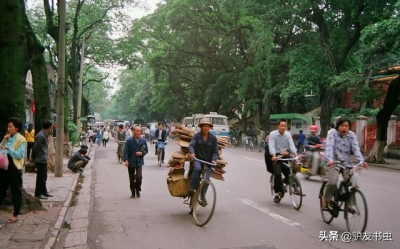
[210,117,228,126]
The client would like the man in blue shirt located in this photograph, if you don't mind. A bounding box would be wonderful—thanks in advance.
[268,119,298,203]
[188,118,219,196]
[124,126,148,198]
[296,130,306,152]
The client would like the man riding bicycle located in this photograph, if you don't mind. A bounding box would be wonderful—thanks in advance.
[188,118,219,196]
[268,119,298,203]
[154,122,168,164]
[116,124,126,155]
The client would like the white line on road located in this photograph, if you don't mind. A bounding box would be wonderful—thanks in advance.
[240,198,301,227]
[241,157,264,163]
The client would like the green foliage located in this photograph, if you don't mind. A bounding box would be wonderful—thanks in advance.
[68,122,78,144]
[332,108,354,118]
[359,108,380,117]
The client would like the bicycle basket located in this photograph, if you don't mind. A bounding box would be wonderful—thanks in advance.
[290,161,301,172]
[157,141,165,149]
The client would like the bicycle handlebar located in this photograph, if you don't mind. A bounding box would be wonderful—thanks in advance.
[333,161,363,170]
[194,157,217,166]
[276,156,301,161]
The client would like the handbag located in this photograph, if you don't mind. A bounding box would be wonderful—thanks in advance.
[0,149,9,170]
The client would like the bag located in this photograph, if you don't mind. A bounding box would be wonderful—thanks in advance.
[265,154,273,173]
[0,149,9,170]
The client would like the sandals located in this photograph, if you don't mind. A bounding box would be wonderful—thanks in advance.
[6,218,18,224]
[321,200,329,211]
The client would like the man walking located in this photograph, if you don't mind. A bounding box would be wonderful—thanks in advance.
[123,126,148,198]
[31,120,53,199]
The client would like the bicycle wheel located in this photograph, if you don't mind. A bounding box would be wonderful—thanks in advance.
[345,188,368,233]
[289,176,303,210]
[157,148,161,167]
[270,174,278,201]
[118,148,123,164]
[192,180,216,227]
[319,182,334,224]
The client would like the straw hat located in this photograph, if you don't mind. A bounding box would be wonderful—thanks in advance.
[198,117,213,128]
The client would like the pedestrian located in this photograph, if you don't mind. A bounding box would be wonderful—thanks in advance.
[97,125,104,146]
[92,128,97,144]
[0,117,27,224]
[125,125,132,140]
[102,128,110,147]
[24,123,35,160]
[258,128,265,152]
[123,126,148,198]
[31,120,54,200]
[144,125,150,142]
[68,147,91,173]
[86,127,93,146]
[296,130,306,152]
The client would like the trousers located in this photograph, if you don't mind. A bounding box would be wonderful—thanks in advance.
[128,166,142,194]
[35,163,48,196]
[273,160,290,194]
[0,155,22,216]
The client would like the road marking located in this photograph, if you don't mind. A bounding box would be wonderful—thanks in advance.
[240,198,301,227]
[242,157,264,163]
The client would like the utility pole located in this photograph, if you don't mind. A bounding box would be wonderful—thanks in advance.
[76,34,85,134]
[55,0,66,177]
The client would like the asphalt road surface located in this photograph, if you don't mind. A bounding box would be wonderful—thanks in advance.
[87,138,399,249]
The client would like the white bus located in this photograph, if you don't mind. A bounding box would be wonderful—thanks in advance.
[182,114,204,131]
[194,112,229,137]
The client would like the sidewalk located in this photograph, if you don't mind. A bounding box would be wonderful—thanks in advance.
[0,155,85,249]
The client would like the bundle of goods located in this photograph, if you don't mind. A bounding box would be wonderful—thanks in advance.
[166,125,229,197]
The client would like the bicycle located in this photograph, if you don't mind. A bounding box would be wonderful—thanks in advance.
[183,158,217,227]
[243,137,254,151]
[116,140,126,164]
[230,137,238,147]
[319,161,368,233]
[270,156,304,210]
[156,141,166,167]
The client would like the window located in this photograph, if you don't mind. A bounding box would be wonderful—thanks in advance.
[293,121,303,129]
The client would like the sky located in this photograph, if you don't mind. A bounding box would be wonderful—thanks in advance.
[26,0,162,96]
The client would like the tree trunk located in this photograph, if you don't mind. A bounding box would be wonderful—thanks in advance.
[0,0,29,128]
[320,90,338,137]
[25,17,52,131]
[367,77,400,163]
[47,134,56,171]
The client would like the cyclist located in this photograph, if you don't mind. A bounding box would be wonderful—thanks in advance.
[246,126,255,146]
[115,124,126,156]
[188,117,218,196]
[322,118,368,210]
[154,122,168,164]
[304,125,323,175]
[268,119,298,203]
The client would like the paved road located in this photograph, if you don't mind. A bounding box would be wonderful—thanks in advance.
[87,139,398,249]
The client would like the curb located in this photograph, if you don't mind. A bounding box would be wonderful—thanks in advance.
[44,172,80,249]
[369,163,400,170]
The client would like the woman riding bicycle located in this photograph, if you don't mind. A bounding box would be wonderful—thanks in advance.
[322,118,368,210]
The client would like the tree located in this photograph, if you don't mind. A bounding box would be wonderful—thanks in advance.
[0,0,29,129]
[358,2,400,162]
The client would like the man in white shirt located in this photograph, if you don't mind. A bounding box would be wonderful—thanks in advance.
[125,125,132,140]
[269,119,298,203]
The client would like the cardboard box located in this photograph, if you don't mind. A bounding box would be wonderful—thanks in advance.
[168,177,189,197]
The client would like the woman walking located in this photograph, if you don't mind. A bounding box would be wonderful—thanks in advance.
[24,123,35,160]
[0,117,27,224]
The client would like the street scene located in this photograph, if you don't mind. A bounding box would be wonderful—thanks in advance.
[1,0,400,248]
